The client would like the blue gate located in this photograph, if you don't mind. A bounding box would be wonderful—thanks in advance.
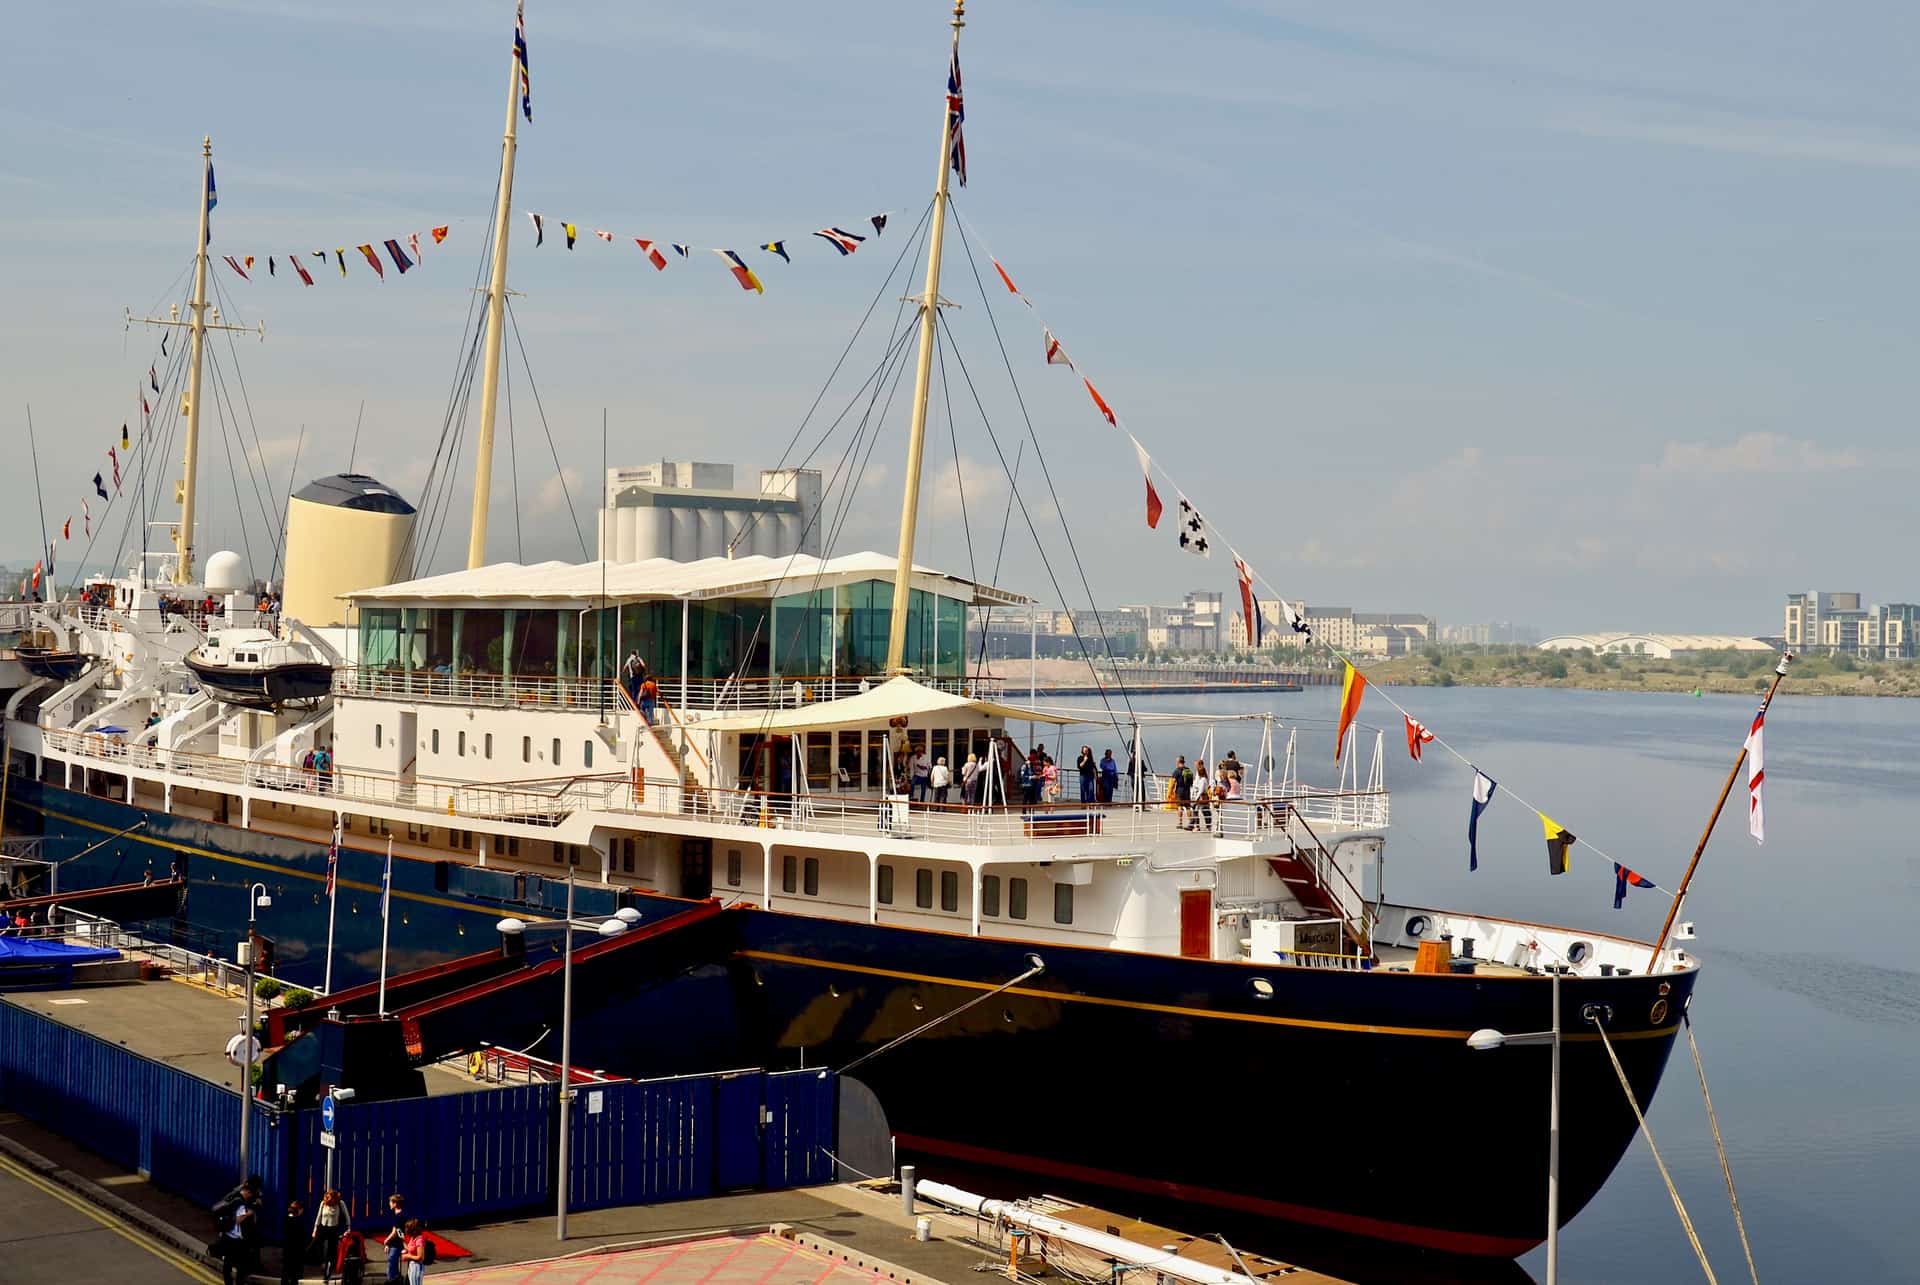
[2,1000,837,1234]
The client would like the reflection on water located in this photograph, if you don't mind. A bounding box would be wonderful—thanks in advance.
[1039,684,1919,1282]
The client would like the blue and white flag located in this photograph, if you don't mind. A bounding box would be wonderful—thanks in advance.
[1468,769,1497,872]
[381,845,393,916]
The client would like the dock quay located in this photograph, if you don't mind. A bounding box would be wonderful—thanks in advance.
[0,957,1368,1285]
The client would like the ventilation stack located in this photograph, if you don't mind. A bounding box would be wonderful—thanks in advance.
[279,473,417,627]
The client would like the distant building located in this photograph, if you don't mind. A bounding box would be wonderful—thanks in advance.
[1440,622,1541,646]
[1536,633,1774,660]
[597,461,822,563]
[1784,591,1916,659]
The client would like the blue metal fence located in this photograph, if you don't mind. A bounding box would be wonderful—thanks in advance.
[1,1000,838,1234]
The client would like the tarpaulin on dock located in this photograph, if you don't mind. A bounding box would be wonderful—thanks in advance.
[0,937,121,964]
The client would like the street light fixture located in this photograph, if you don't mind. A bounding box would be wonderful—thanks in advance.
[493,870,631,1242]
[238,882,270,1184]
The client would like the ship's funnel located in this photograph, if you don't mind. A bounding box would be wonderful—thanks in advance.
[280,473,416,628]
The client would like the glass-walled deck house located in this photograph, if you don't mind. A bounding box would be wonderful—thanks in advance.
[343,552,1024,697]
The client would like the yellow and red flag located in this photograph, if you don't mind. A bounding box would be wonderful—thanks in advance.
[1334,662,1366,762]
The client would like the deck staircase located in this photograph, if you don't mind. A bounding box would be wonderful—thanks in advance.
[1268,805,1375,957]
[617,685,708,805]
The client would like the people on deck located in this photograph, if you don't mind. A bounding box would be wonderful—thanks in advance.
[1172,755,1195,828]
[931,756,951,805]
[623,651,648,706]
[638,675,659,725]
[909,745,932,802]
[1041,753,1060,803]
[1191,761,1215,833]
[1098,750,1119,804]
[960,753,980,806]
[1076,746,1097,804]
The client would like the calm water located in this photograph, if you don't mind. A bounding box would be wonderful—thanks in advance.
[1050,685,1920,1282]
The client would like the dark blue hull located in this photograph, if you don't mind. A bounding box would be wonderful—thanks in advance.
[9,776,1692,1258]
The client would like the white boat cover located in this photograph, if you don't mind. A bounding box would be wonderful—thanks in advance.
[689,676,1085,733]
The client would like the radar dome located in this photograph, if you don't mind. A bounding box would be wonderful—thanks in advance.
[203,550,247,593]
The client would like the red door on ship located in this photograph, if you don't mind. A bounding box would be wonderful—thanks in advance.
[1179,889,1212,959]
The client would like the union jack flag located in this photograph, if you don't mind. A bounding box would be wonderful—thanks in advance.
[947,47,967,187]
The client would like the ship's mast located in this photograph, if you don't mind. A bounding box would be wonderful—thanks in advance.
[465,7,527,570]
[129,137,259,585]
[884,0,966,675]
[176,137,215,585]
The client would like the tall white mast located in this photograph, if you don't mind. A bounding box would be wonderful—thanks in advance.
[466,2,528,570]
[129,137,259,585]
[177,137,214,585]
[883,0,966,675]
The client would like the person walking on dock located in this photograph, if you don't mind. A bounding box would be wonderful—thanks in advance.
[282,1199,311,1285]
[383,1193,408,1282]
[212,1177,261,1285]
[314,1189,347,1283]
[398,1219,430,1285]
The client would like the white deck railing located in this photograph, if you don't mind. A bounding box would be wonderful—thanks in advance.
[331,666,1002,714]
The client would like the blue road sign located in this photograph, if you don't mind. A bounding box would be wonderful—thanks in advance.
[321,1093,336,1132]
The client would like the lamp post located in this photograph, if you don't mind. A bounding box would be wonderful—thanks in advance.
[237,881,271,1184]
[495,871,639,1242]
[1468,963,1564,1285]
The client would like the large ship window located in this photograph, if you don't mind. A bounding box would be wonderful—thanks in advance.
[1009,877,1028,920]
[782,854,798,894]
[726,849,742,887]
[583,741,593,769]
[915,869,933,909]
[552,842,563,864]
[803,857,820,897]
[568,844,581,866]
[485,733,493,759]
[375,724,383,749]
[940,871,959,913]
[877,864,895,904]
[552,738,561,766]
[457,731,466,757]
[522,736,531,763]
[1054,883,1074,925]
[431,729,440,755]
[981,875,1001,917]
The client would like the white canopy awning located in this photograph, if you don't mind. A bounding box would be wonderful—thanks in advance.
[689,676,1086,734]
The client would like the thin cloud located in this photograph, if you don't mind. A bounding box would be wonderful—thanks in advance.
[1644,433,1865,480]
[1556,112,1920,172]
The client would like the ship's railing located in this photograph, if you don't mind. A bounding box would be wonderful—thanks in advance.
[1137,773,1389,830]
[46,906,252,994]
[331,666,1001,714]
[39,726,609,827]
[0,602,38,634]
[597,776,1317,846]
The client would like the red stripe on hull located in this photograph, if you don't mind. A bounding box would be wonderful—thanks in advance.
[894,1130,1539,1259]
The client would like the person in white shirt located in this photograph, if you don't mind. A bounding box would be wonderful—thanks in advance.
[910,747,933,801]
[931,756,952,805]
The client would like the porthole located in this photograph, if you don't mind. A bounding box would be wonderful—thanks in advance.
[1248,977,1275,999]
[1404,914,1431,939]
[1566,940,1592,966]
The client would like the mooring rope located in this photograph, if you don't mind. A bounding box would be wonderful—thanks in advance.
[839,955,1044,1074]
[1685,1015,1761,1284]
[1592,1019,1719,1283]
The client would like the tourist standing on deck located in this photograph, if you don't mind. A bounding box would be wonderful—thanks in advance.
[1076,746,1097,804]
[1191,761,1215,833]
[638,675,659,725]
[960,753,980,806]
[1099,750,1119,804]
[1172,755,1195,828]
[930,756,951,804]
[313,1189,347,1283]
[909,745,932,802]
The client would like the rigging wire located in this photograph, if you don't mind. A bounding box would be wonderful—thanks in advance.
[505,345,523,560]
[504,297,589,559]
[207,272,285,573]
[933,309,1128,736]
[933,321,979,587]
[1683,1016,1762,1285]
[948,205,1137,727]
[1591,1019,1719,1282]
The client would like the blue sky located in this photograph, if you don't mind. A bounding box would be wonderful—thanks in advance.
[4,1,1916,633]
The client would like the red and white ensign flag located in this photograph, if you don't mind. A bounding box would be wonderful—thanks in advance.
[1129,434,1163,529]
[1404,715,1435,761]
[1744,706,1765,843]
[1044,327,1071,367]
